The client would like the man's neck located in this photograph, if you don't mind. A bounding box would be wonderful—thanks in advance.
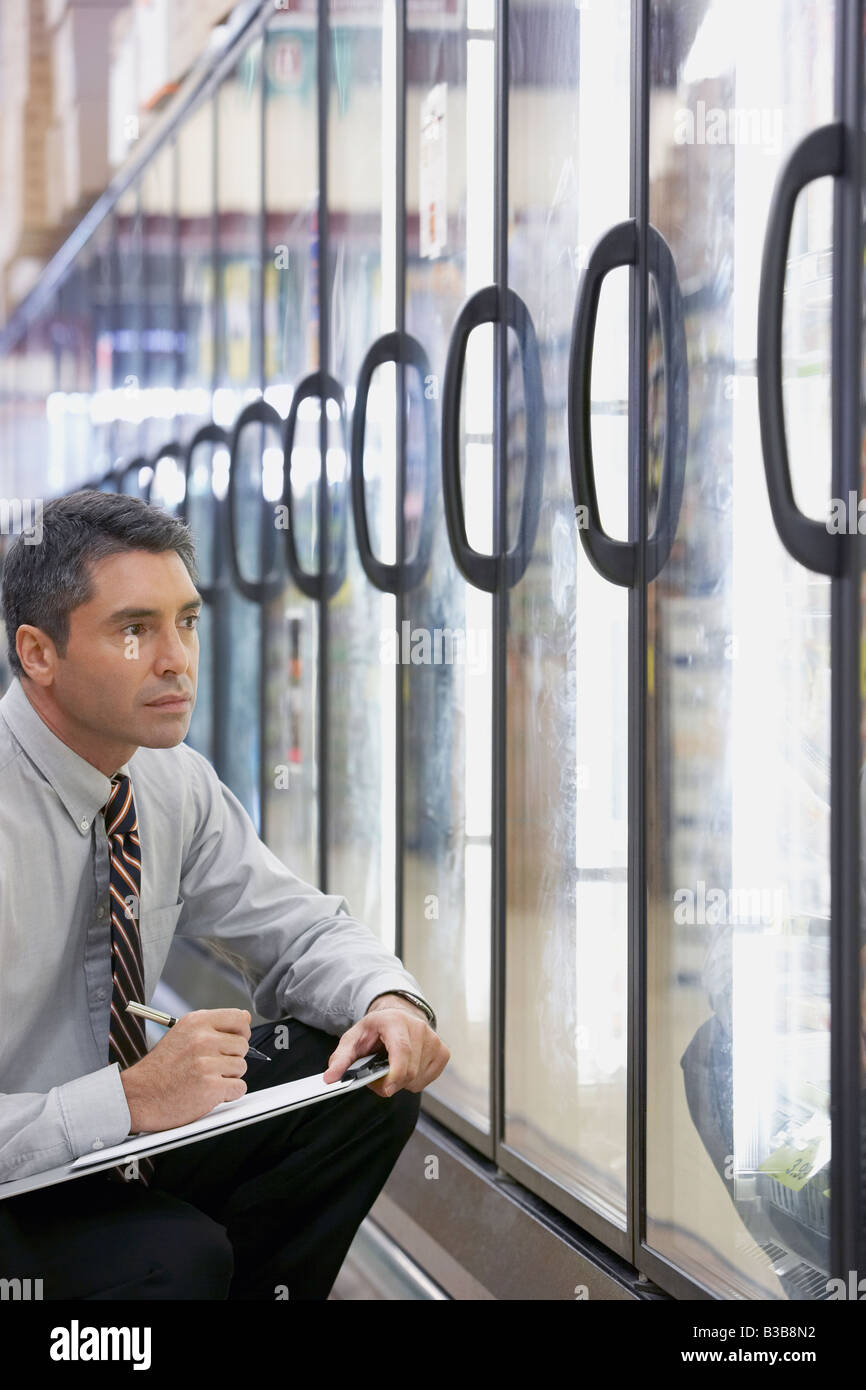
[19,679,136,778]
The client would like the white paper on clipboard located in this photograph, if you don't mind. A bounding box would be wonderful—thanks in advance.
[68,1053,391,1173]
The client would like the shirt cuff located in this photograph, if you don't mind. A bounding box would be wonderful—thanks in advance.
[58,1064,133,1160]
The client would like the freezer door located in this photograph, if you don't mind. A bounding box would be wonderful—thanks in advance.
[644,0,836,1299]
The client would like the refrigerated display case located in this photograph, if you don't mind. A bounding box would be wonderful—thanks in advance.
[0,0,862,1302]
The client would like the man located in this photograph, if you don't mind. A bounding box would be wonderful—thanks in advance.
[0,490,449,1299]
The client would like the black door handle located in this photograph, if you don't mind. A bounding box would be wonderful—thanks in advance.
[227,398,285,603]
[182,422,231,606]
[757,121,844,577]
[282,372,349,600]
[568,220,688,586]
[441,285,545,592]
[351,330,437,594]
[568,220,638,587]
[645,225,688,584]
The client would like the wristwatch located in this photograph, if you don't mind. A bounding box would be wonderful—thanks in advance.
[375,990,437,1031]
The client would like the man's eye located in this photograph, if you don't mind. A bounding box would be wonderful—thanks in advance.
[183,614,200,628]
[123,624,145,637]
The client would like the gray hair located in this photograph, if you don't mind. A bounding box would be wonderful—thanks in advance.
[1,490,199,679]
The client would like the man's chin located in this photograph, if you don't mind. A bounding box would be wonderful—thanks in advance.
[136,707,194,747]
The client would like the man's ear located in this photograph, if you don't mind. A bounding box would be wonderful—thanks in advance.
[16,625,58,686]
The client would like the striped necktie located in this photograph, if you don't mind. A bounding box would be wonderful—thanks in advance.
[102,773,154,1186]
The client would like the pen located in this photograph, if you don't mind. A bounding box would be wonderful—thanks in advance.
[126,1001,272,1062]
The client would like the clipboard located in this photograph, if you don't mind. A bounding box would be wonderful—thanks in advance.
[0,1051,390,1202]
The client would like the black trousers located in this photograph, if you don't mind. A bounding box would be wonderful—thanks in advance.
[0,1018,421,1300]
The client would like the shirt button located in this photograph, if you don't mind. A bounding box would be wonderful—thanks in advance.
[80,817,89,831]
[94,988,106,1002]
[96,906,105,919]
[92,1139,104,1150]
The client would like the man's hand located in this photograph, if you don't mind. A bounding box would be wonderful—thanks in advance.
[120,1008,251,1134]
[322,994,449,1098]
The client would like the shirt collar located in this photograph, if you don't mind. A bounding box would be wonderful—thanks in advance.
[0,678,133,836]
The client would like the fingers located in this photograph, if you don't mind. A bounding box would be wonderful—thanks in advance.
[401,1030,451,1093]
[197,1007,252,1038]
[377,1017,417,1096]
[178,1009,252,1065]
[219,1053,248,1079]
[420,1033,450,1088]
[380,1028,447,1096]
[322,1026,366,1082]
[182,1008,251,1054]
[353,1010,446,1098]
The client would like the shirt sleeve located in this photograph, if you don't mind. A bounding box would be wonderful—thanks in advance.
[175,746,436,1037]
[0,1064,131,1183]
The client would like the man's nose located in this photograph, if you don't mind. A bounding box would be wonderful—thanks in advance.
[154,625,191,675]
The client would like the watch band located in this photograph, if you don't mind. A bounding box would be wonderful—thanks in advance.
[378,990,437,1031]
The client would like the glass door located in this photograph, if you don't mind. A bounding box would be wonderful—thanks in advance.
[325,0,398,945]
[261,4,320,882]
[643,0,836,1299]
[501,0,632,1249]
[402,0,495,1141]
[217,35,265,825]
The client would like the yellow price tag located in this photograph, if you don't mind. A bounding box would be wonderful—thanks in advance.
[759,1138,821,1192]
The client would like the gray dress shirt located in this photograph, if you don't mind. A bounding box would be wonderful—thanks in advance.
[0,677,433,1182]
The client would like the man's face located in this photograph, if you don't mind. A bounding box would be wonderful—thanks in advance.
[51,549,200,749]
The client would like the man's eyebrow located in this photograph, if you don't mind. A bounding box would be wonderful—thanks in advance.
[106,597,203,623]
